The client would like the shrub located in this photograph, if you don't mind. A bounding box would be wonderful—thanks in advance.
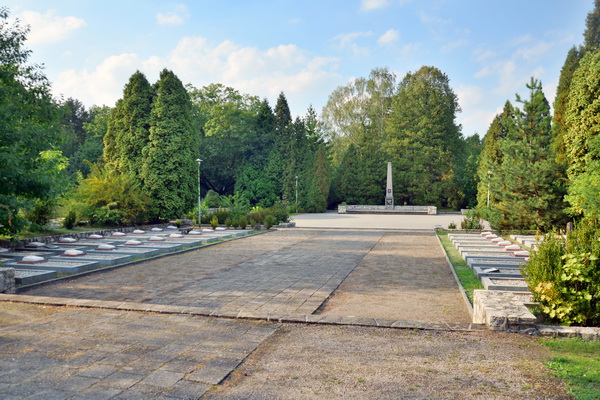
[461,210,481,230]
[448,222,457,229]
[62,210,77,229]
[524,219,600,326]
[25,199,55,227]
[264,215,276,229]
[225,217,232,228]
[214,209,231,224]
[210,216,219,230]
[238,216,248,230]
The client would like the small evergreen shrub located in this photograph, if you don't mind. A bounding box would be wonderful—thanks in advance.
[461,210,482,230]
[210,216,219,230]
[238,216,248,230]
[62,210,77,229]
[448,222,457,230]
[524,219,600,326]
[225,217,232,228]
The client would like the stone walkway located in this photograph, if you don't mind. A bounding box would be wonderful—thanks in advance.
[0,226,502,399]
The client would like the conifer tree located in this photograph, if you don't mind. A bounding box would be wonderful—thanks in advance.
[584,0,600,52]
[564,51,600,218]
[477,101,516,219]
[141,69,198,220]
[492,78,566,230]
[303,146,331,212]
[104,71,154,182]
[385,66,462,207]
[552,47,582,164]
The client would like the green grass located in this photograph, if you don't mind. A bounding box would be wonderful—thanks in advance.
[436,230,483,304]
[541,338,600,400]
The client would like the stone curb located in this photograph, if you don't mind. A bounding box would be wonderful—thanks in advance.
[0,294,487,332]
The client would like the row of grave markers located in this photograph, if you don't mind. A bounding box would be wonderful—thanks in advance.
[448,231,539,293]
[0,226,253,286]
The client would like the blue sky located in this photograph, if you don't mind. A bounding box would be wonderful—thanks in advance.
[4,0,593,136]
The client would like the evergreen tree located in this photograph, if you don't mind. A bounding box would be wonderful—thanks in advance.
[584,0,600,52]
[141,69,198,220]
[552,46,582,164]
[70,105,111,177]
[104,71,153,183]
[303,146,331,212]
[385,66,462,207]
[477,101,517,215]
[492,78,566,230]
[564,50,600,218]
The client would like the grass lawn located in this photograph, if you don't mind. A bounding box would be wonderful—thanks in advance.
[436,230,483,304]
[542,337,600,400]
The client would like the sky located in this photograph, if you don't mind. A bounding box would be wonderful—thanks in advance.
[3,0,594,137]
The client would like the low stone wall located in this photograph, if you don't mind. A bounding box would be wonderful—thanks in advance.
[0,268,16,294]
[338,205,437,214]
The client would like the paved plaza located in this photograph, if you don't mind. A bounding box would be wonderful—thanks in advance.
[0,214,570,399]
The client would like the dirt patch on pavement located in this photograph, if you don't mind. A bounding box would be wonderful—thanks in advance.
[0,302,62,328]
[319,231,471,323]
[205,324,569,400]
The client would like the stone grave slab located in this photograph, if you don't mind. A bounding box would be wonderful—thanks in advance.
[0,250,62,261]
[473,266,524,279]
[117,242,184,253]
[50,252,132,266]
[481,277,530,292]
[88,247,162,258]
[13,269,57,285]
[467,257,526,270]
[3,259,101,274]
[458,246,514,256]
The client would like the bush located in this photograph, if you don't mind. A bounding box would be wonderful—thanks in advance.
[25,199,55,227]
[214,209,231,224]
[524,219,600,326]
[225,217,232,228]
[448,222,457,229]
[264,215,275,229]
[238,216,248,230]
[461,210,481,230]
[62,210,77,229]
[210,216,219,230]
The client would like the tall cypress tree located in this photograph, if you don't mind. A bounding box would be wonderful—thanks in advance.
[552,47,582,164]
[104,70,154,182]
[141,69,198,220]
[564,51,600,218]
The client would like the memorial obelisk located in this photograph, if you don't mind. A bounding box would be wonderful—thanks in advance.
[385,162,394,208]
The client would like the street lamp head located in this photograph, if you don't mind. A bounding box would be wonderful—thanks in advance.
[196,159,203,164]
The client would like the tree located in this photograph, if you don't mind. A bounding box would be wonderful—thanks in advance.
[322,67,396,163]
[564,50,600,219]
[0,8,64,235]
[453,134,482,209]
[584,0,600,52]
[552,46,582,164]
[303,146,331,212]
[491,78,566,230]
[69,105,110,177]
[385,66,462,207]
[189,83,262,195]
[141,69,198,220]
[477,101,517,217]
[104,71,154,183]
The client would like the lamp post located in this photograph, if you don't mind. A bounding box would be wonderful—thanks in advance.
[196,159,202,227]
[295,175,298,214]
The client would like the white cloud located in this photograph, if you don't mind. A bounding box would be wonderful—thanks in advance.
[156,5,190,26]
[331,31,373,56]
[378,29,400,45]
[53,36,342,114]
[19,9,86,45]
[361,0,390,11]
[441,39,467,53]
